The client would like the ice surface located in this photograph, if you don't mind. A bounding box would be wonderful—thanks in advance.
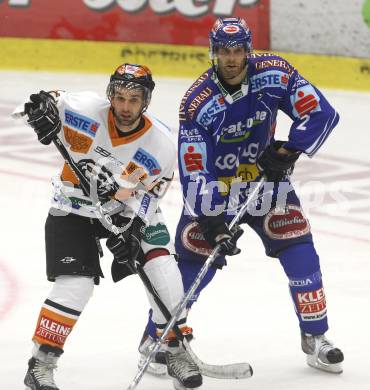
[0,71,369,389]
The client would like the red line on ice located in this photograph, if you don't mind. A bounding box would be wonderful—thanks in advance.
[0,260,19,321]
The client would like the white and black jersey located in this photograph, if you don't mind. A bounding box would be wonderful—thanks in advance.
[50,91,176,225]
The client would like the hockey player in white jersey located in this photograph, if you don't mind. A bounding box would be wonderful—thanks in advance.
[20,64,202,390]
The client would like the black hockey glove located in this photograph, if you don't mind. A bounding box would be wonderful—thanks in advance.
[198,214,244,256]
[77,159,119,202]
[106,217,146,266]
[257,140,300,182]
[24,91,61,145]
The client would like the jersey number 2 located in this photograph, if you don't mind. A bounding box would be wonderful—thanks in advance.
[297,114,310,131]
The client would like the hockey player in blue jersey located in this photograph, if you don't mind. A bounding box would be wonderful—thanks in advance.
[139,17,344,382]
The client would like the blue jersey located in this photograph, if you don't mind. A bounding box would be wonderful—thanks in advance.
[178,53,339,218]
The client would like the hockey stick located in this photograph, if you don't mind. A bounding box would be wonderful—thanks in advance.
[50,134,256,381]
[52,136,126,235]
[127,177,266,389]
[134,263,252,380]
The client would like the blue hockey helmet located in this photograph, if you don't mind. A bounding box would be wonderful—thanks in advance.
[209,17,253,60]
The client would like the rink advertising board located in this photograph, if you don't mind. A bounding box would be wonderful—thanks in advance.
[1,36,369,91]
[0,0,269,78]
[0,0,270,48]
[0,0,369,90]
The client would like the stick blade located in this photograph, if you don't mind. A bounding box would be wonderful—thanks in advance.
[198,361,253,379]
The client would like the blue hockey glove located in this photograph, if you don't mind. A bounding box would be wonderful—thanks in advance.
[24,91,61,145]
[198,215,243,256]
[257,140,300,182]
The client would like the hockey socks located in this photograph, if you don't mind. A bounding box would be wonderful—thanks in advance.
[279,243,328,335]
[32,276,94,350]
[32,299,80,350]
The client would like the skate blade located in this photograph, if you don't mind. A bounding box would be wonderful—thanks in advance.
[306,355,343,374]
[138,358,168,377]
[146,363,168,377]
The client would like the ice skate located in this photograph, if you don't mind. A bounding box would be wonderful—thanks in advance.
[24,344,63,390]
[24,357,59,390]
[165,340,202,389]
[301,331,344,373]
[138,335,168,376]
[172,377,201,390]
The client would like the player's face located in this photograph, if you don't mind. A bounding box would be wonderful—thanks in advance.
[111,88,145,130]
[216,46,247,84]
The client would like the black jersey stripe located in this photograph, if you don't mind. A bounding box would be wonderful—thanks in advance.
[44,299,81,316]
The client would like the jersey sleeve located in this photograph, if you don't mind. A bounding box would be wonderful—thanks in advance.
[178,107,225,218]
[54,91,69,145]
[279,69,339,157]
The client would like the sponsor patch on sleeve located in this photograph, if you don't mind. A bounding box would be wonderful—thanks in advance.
[133,148,162,176]
[180,142,208,176]
[290,85,322,118]
[64,109,100,137]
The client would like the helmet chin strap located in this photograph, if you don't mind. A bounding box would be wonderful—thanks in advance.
[141,100,149,114]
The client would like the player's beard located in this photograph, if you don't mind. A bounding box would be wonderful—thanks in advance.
[113,108,141,129]
[219,61,246,81]
[216,53,248,82]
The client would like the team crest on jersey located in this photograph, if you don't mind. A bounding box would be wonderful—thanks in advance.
[133,148,162,176]
[64,110,100,137]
